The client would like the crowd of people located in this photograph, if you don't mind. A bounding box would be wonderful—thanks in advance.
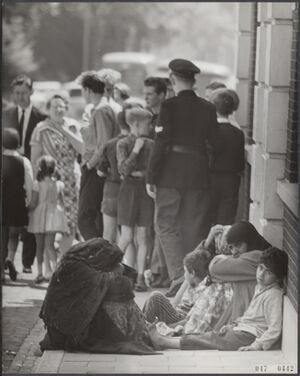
[2,58,288,354]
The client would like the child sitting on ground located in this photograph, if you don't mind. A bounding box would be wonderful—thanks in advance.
[116,107,154,291]
[148,247,288,351]
[143,249,211,323]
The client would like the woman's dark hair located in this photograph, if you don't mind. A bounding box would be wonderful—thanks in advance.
[2,128,20,150]
[260,247,288,284]
[46,94,68,110]
[212,90,235,116]
[226,221,271,252]
[78,71,105,94]
[36,155,57,181]
[183,248,213,278]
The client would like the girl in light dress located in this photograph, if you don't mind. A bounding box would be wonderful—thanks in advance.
[28,155,68,283]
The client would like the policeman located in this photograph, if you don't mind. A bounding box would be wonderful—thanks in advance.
[146,58,218,296]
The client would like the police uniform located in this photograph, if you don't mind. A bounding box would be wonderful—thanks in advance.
[146,59,218,283]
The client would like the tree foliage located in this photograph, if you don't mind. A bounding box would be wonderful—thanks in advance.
[3,2,236,94]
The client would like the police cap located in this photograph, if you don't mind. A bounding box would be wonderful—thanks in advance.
[169,59,200,79]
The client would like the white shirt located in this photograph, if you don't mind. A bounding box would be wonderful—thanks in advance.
[3,149,34,206]
[18,104,33,154]
[217,115,241,129]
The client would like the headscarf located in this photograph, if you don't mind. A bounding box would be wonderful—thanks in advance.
[40,238,125,347]
[226,221,271,251]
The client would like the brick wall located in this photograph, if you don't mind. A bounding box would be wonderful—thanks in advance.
[283,205,298,311]
[283,5,298,312]
[285,5,298,183]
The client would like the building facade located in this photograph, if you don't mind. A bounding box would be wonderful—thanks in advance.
[235,2,298,362]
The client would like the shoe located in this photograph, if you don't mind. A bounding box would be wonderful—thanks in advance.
[5,260,17,281]
[165,276,184,298]
[34,275,45,284]
[134,281,148,292]
[23,267,32,273]
[151,274,165,288]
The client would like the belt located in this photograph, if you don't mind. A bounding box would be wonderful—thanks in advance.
[171,144,202,155]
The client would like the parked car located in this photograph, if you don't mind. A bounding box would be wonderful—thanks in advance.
[61,81,85,121]
[150,59,234,97]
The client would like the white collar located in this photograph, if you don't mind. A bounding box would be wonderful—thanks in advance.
[3,149,20,157]
[17,103,32,114]
[217,117,231,124]
[94,96,108,110]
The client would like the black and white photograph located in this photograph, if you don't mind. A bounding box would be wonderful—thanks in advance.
[2,1,298,374]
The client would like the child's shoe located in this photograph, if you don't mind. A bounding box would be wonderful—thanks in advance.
[34,274,45,284]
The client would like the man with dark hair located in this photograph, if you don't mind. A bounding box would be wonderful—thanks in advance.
[2,74,47,273]
[146,59,218,297]
[143,77,168,287]
[144,77,167,120]
[78,71,119,240]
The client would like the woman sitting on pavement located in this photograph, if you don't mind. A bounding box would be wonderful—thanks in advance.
[148,247,288,351]
[208,221,272,330]
[39,238,156,354]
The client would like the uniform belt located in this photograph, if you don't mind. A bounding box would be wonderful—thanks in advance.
[171,144,201,154]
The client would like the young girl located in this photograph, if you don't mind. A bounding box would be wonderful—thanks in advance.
[28,155,68,283]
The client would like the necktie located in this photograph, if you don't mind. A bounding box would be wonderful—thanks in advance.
[19,109,25,146]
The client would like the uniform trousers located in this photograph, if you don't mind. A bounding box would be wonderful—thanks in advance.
[78,166,105,240]
[210,172,241,225]
[155,187,211,281]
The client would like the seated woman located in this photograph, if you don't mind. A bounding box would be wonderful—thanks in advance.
[39,238,155,354]
[143,249,212,325]
[208,221,272,330]
[149,248,288,351]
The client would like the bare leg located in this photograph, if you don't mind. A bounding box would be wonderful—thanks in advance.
[136,226,148,276]
[118,225,134,252]
[7,226,22,263]
[44,233,57,272]
[148,322,181,350]
[35,233,45,277]
[59,230,75,257]
[103,214,118,243]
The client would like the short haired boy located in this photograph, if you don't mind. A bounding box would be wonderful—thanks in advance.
[77,71,119,240]
[116,108,154,291]
[143,249,212,324]
[149,247,288,351]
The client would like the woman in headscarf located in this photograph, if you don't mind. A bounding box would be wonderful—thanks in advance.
[39,238,156,354]
[208,221,272,330]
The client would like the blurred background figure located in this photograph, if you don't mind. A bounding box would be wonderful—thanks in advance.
[113,82,131,107]
[204,81,226,100]
[97,68,122,114]
[2,128,33,282]
[2,75,47,275]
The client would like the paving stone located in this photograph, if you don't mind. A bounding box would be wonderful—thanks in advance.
[59,363,89,373]
[87,363,116,373]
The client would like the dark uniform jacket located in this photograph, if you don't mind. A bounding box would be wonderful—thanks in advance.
[211,122,245,174]
[2,105,47,159]
[146,90,218,191]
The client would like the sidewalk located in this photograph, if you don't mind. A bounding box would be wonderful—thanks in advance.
[3,246,297,374]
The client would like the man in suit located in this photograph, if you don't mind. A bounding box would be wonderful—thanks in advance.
[146,59,218,296]
[2,75,47,273]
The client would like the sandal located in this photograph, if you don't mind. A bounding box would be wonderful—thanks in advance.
[134,280,148,292]
[34,275,45,284]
